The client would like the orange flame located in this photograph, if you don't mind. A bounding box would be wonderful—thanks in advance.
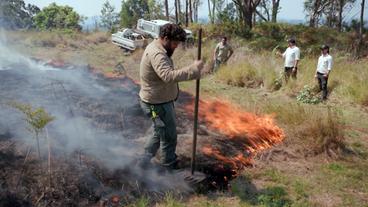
[185,100,285,170]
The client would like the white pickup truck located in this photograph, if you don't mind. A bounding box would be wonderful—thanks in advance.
[111,28,147,51]
[137,19,194,40]
[112,19,194,52]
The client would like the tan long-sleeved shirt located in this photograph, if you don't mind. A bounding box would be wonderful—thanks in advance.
[139,40,200,104]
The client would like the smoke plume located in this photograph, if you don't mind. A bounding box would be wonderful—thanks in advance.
[0,29,189,192]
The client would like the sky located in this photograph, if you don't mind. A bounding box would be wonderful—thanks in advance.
[24,0,367,22]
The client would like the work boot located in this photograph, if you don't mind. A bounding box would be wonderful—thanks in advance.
[136,154,153,170]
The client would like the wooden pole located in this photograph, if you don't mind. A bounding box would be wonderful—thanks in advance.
[191,28,202,175]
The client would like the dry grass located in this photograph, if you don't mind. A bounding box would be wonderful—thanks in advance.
[4,30,368,207]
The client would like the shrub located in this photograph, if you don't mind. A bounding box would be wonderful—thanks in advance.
[34,3,82,31]
[10,102,55,158]
[296,85,321,104]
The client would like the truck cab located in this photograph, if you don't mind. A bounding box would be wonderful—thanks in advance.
[137,19,194,41]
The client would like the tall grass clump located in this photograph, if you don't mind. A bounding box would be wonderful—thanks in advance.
[215,62,263,88]
[334,58,368,105]
[287,106,346,157]
[214,51,282,90]
[264,101,345,157]
[302,107,345,156]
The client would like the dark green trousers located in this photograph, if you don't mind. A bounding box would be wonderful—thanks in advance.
[317,72,328,100]
[140,101,177,168]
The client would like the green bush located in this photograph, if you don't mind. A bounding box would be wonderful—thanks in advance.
[249,37,279,50]
[34,3,82,31]
[296,85,321,104]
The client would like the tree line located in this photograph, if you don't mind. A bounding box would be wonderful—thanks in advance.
[0,0,366,35]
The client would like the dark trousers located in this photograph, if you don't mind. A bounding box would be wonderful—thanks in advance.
[139,101,177,168]
[284,67,297,82]
[317,72,328,100]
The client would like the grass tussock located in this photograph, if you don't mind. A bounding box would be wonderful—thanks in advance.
[302,108,346,156]
[263,101,346,157]
[215,62,263,88]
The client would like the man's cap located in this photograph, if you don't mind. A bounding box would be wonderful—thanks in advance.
[321,45,330,50]
[287,38,296,44]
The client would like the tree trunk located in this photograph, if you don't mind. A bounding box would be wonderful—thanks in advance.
[253,10,256,26]
[175,0,179,23]
[357,0,365,57]
[178,0,182,23]
[337,0,344,31]
[233,0,261,30]
[360,0,365,39]
[309,0,322,27]
[212,0,216,23]
[271,0,280,22]
[189,0,193,23]
[193,0,199,22]
[186,0,189,26]
[208,0,212,23]
[165,0,169,21]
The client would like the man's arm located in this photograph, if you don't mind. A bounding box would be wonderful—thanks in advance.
[152,52,202,83]
[293,48,300,70]
[325,57,333,77]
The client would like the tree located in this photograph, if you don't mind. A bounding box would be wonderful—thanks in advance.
[165,0,169,20]
[34,3,82,30]
[120,0,149,28]
[147,0,164,20]
[232,0,262,30]
[175,0,179,23]
[217,2,238,23]
[192,0,202,22]
[336,0,356,31]
[270,0,281,22]
[304,0,331,27]
[0,0,40,29]
[304,0,355,29]
[208,0,212,23]
[100,0,119,32]
[359,0,365,39]
[189,0,193,22]
[186,0,189,26]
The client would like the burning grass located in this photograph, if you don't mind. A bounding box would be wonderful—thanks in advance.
[184,99,285,170]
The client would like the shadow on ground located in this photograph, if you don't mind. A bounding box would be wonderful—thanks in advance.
[231,176,292,207]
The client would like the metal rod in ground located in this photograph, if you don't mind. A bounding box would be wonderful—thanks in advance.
[191,28,202,175]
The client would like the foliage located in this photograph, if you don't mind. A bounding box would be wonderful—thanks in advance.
[10,102,55,158]
[296,85,321,104]
[10,102,55,136]
[217,2,238,23]
[147,0,164,20]
[120,0,163,28]
[0,0,40,29]
[100,0,119,32]
[34,3,82,31]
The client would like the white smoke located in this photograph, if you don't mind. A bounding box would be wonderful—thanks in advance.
[0,29,190,192]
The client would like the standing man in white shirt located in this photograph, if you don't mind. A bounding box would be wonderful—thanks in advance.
[281,38,300,82]
[315,45,333,101]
